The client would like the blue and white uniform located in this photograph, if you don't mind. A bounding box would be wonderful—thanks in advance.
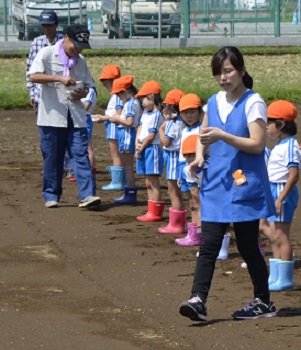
[163,116,184,180]
[267,137,300,223]
[179,122,202,192]
[201,90,275,222]
[117,98,142,154]
[82,88,97,139]
[136,110,164,175]
[104,94,123,140]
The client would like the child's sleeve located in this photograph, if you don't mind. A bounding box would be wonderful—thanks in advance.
[164,120,176,141]
[148,111,162,133]
[287,139,300,169]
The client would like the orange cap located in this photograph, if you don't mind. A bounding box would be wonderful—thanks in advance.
[182,134,199,155]
[267,100,297,122]
[163,89,186,105]
[111,75,134,95]
[135,80,161,98]
[179,93,202,112]
[98,64,121,80]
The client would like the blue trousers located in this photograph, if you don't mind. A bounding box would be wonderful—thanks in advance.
[39,114,96,203]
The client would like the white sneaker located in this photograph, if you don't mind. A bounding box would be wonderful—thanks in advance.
[45,201,59,208]
[78,196,101,208]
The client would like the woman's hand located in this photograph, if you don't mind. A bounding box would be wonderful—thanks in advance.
[199,127,224,145]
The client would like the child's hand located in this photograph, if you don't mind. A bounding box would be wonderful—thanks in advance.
[109,114,119,123]
[163,111,172,121]
[189,157,204,178]
[275,198,283,216]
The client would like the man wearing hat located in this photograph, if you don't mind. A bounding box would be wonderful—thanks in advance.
[28,24,101,209]
[26,10,63,109]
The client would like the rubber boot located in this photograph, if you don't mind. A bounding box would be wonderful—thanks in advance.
[241,242,267,269]
[175,223,201,247]
[269,260,294,292]
[268,258,281,285]
[137,200,165,222]
[217,233,231,260]
[114,186,137,205]
[102,166,124,191]
[158,208,187,234]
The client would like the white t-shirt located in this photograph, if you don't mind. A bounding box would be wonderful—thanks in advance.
[118,98,142,128]
[138,110,164,144]
[163,117,185,151]
[105,94,123,117]
[81,88,97,114]
[203,90,267,124]
[179,123,202,162]
[268,137,300,183]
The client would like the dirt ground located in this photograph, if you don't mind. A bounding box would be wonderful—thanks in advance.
[0,110,301,350]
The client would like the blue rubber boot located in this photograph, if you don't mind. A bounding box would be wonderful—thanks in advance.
[217,233,231,260]
[102,166,124,191]
[268,258,281,285]
[114,186,138,205]
[269,260,294,292]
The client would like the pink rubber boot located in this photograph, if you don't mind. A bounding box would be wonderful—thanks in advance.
[158,208,187,234]
[175,223,201,247]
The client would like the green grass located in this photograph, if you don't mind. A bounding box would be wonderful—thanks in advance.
[1,47,301,110]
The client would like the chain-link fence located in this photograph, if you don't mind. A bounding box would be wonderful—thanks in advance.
[184,0,301,37]
[1,0,300,42]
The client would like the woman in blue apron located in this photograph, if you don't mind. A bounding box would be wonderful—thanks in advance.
[179,46,276,322]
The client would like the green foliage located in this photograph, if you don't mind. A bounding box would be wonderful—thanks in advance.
[1,48,301,110]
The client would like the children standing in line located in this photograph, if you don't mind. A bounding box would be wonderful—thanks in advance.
[134,80,165,222]
[264,100,300,292]
[176,94,203,244]
[109,75,143,204]
[179,46,276,322]
[158,89,187,234]
[94,64,124,190]
[175,134,208,246]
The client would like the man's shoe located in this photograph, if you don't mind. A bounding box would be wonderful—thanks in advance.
[179,296,207,322]
[45,201,59,208]
[78,196,101,208]
[232,298,277,320]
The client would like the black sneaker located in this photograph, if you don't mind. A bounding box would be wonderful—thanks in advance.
[232,298,277,320]
[179,296,207,322]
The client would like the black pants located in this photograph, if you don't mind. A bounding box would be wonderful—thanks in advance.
[191,221,270,305]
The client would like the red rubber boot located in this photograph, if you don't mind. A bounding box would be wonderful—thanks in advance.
[158,207,187,234]
[137,200,165,222]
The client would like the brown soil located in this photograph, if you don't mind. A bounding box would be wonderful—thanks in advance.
[0,110,301,350]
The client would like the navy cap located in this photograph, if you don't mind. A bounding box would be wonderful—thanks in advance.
[39,10,58,25]
[66,25,91,50]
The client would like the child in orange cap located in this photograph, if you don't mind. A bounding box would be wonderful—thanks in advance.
[158,89,187,234]
[107,75,143,204]
[176,93,204,243]
[134,80,165,222]
[93,64,124,191]
[263,100,300,292]
[175,134,209,247]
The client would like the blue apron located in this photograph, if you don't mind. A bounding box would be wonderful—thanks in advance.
[200,90,275,222]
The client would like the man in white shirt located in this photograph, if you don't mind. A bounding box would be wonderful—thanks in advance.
[29,24,100,209]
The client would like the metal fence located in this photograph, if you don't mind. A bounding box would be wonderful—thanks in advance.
[1,0,301,42]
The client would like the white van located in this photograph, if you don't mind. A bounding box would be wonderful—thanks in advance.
[244,0,268,10]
